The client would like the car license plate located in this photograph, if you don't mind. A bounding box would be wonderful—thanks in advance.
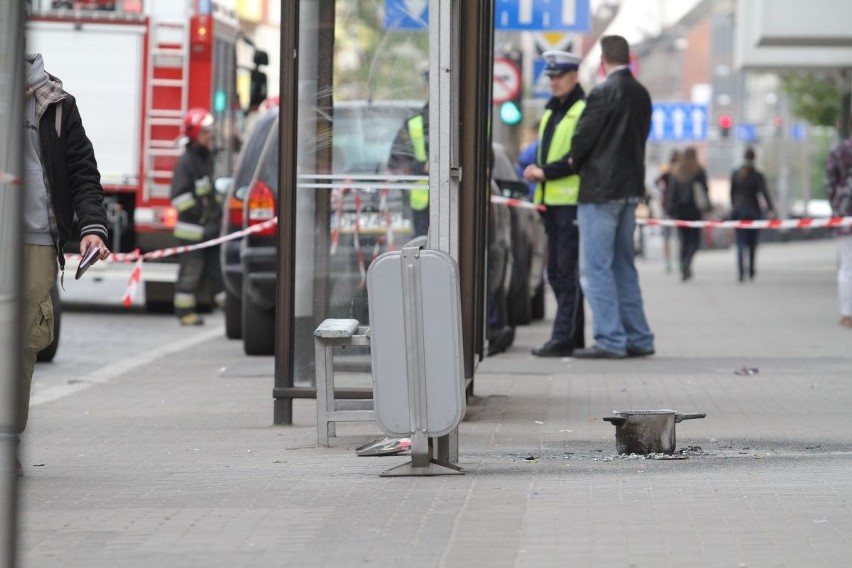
[334,211,412,235]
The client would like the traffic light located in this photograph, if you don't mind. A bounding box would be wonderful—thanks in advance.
[500,101,523,125]
[496,50,523,126]
[719,114,732,139]
[213,89,227,113]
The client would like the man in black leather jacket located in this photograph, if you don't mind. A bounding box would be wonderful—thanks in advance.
[569,35,655,360]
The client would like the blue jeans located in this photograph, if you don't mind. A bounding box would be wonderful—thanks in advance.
[578,200,654,353]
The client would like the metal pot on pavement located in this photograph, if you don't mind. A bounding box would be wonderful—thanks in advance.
[602,410,706,455]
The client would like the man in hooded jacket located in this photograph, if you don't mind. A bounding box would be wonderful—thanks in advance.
[21,53,110,475]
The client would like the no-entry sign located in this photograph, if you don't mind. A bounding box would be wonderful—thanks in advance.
[492,58,521,104]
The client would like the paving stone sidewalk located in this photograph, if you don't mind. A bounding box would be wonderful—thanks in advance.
[17,238,852,567]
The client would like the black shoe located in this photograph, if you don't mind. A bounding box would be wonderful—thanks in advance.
[531,339,574,357]
[626,347,655,358]
[573,345,627,359]
[488,326,515,356]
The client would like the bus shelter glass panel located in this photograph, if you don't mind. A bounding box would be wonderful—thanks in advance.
[292,1,430,379]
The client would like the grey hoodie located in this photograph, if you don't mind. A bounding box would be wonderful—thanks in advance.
[23,54,60,246]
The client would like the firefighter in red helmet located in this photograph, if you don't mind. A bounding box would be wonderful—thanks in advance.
[170,107,224,325]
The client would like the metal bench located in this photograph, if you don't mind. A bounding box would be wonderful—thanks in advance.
[314,318,373,446]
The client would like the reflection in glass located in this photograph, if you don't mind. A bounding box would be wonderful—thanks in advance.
[286,2,430,378]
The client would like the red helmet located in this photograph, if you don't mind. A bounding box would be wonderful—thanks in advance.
[184,107,214,142]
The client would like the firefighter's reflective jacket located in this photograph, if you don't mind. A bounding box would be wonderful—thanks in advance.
[169,143,221,241]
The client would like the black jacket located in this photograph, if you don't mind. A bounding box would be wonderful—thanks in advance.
[730,166,773,220]
[667,170,709,221]
[570,68,652,203]
[39,95,108,269]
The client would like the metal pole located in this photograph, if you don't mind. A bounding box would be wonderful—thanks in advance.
[458,0,494,382]
[777,94,792,218]
[400,247,430,467]
[428,0,461,465]
[428,0,459,258]
[273,0,300,425]
[0,1,25,564]
[841,69,851,139]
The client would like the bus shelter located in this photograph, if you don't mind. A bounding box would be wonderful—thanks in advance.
[271,0,495,460]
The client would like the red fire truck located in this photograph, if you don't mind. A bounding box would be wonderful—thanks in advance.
[26,0,267,309]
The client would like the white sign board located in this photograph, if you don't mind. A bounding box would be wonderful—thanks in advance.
[735,0,852,69]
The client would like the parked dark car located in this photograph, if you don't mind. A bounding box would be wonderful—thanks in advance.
[491,143,547,326]
[238,101,419,355]
[231,101,545,356]
[219,106,280,339]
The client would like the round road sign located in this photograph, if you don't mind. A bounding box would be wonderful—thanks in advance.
[492,58,521,105]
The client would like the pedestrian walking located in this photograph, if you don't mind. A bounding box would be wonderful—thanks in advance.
[21,53,110,475]
[666,146,710,281]
[654,149,679,273]
[171,107,224,325]
[523,50,586,358]
[825,134,852,328]
[729,147,775,282]
[568,35,655,359]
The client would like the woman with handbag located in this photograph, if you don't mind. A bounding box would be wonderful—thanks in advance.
[666,146,710,281]
[729,147,775,282]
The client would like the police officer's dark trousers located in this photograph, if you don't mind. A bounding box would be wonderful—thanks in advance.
[544,205,585,348]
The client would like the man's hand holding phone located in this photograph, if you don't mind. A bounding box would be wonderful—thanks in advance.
[75,235,110,280]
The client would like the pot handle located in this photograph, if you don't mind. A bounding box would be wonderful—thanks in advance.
[603,417,626,426]
[675,413,706,423]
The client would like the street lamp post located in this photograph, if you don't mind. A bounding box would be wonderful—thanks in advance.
[0,1,25,565]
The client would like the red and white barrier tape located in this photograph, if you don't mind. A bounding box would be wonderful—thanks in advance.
[0,170,22,185]
[637,216,852,230]
[70,206,851,307]
[491,195,545,212]
[121,258,143,307]
[65,218,278,307]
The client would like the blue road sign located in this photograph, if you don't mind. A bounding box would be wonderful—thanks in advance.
[532,59,551,99]
[791,123,807,140]
[736,123,758,143]
[384,0,428,29]
[385,0,590,31]
[648,102,708,142]
[495,0,590,31]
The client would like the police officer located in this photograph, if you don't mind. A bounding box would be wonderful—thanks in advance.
[524,50,586,357]
[388,69,430,237]
[170,107,224,325]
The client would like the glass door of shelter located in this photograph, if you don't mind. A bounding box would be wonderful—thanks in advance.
[273,0,493,424]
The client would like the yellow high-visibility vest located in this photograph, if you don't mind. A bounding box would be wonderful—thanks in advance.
[407,114,429,211]
[533,99,585,206]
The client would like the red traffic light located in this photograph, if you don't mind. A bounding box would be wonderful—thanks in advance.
[718,114,733,129]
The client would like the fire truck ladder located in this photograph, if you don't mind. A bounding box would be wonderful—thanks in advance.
[143,18,190,202]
